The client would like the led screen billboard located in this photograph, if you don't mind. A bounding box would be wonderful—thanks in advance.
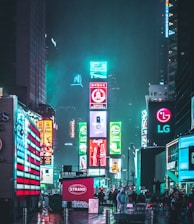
[178,135,194,181]
[16,106,41,196]
[109,158,121,179]
[79,155,87,171]
[78,122,87,155]
[141,110,148,148]
[89,139,107,167]
[36,119,53,165]
[89,82,107,109]
[89,111,107,138]
[148,102,174,146]
[90,61,107,79]
[109,122,121,155]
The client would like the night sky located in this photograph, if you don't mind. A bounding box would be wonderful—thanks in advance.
[45,0,160,167]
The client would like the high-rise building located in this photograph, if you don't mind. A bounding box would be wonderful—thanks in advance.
[0,0,46,110]
[167,0,194,136]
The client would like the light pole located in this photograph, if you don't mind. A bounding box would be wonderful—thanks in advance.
[127,144,136,188]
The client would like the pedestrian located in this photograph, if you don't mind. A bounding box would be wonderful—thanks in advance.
[44,193,53,212]
[98,189,105,206]
[112,189,119,212]
[169,189,182,223]
[117,187,128,213]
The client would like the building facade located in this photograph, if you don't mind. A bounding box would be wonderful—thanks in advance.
[0,0,46,110]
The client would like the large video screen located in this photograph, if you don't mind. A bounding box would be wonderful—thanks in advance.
[109,122,121,155]
[16,107,41,196]
[78,122,87,155]
[178,135,194,181]
[89,82,107,109]
[90,61,107,79]
[109,158,121,179]
[148,101,174,146]
[36,120,53,165]
[89,139,107,167]
[89,111,107,138]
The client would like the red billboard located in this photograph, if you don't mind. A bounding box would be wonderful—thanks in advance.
[62,178,94,202]
[89,139,107,167]
[89,82,107,109]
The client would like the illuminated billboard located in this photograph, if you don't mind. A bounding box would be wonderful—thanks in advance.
[89,111,107,138]
[79,155,87,171]
[40,166,53,184]
[148,102,174,146]
[109,158,121,179]
[62,178,94,208]
[178,135,194,181]
[89,139,107,167]
[37,119,53,165]
[78,122,87,155]
[89,82,107,109]
[16,106,41,196]
[109,122,121,155]
[90,61,107,79]
[141,110,148,148]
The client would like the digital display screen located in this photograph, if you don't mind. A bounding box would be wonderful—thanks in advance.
[89,82,107,109]
[90,61,107,79]
[178,135,194,181]
[78,122,87,155]
[89,139,107,167]
[109,122,121,155]
[89,111,107,138]
[148,101,174,146]
[16,107,41,196]
[36,120,53,165]
[109,158,121,179]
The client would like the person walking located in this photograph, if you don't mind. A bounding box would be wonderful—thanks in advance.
[117,187,128,213]
[98,189,105,206]
[112,189,119,212]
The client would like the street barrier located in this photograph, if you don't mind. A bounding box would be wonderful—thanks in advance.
[105,209,110,224]
[64,207,68,224]
[23,208,27,224]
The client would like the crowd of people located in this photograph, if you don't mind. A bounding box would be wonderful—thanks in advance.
[95,186,194,223]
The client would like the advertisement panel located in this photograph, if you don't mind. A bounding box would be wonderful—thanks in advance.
[109,158,121,179]
[191,96,194,130]
[37,120,53,165]
[89,82,107,109]
[109,122,121,155]
[89,139,107,167]
[40,166,53,184]
[148,102,174,146]
[79,155,87,171]
[89,111,107,138]
[178,135,194,181]
[16,106,41,196]
[90,61,107,79]
[141,110,148,148]
[78,122,87,155]
[62,178,94,208]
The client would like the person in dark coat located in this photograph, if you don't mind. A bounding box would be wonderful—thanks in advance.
[112,189,119,212]
[98,189,105,205]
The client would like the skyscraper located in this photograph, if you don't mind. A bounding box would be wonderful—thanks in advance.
[167,0,194,136]
[0,0,46,109]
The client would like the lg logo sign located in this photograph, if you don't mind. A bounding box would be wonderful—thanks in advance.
[156,108,172,133]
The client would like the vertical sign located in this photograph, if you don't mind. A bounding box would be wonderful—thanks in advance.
[89,82,107,109]
[109,122,121,155]
[37,120,53,165]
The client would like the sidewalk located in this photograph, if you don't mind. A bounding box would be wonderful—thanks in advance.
[16,206,115,224]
